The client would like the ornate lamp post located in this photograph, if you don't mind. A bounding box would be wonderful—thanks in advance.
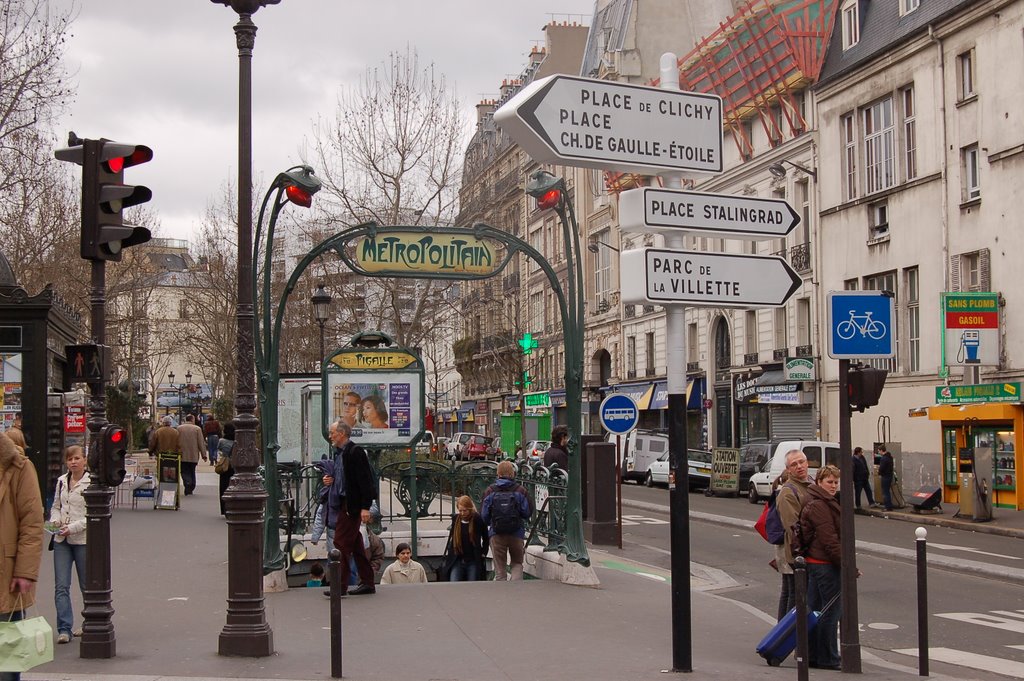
[311,283,331,365]
[210,0,281,658]
[185,370,194,418]
[524,169,588,565]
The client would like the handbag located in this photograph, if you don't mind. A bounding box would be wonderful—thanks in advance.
[0,596,54,672]
[47,535,54,552]
[754,501,771,542]
[214,455,231,474]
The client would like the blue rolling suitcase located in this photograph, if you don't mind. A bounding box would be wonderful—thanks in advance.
[756,607,820,666]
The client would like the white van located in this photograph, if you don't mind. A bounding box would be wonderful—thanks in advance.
[609,429,713,490]
[747,440,841,501]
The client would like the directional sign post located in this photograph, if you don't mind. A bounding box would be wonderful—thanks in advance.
[619,187,800,239]
[620,248,801,308]
[494,74,723,175]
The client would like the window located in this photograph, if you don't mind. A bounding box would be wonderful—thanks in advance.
[529,292,543,330]
[774,307,787,351]
[869,201,889,240]
[958,49,975,100]
[769,105,784,145]
[688,323,698,363]
[796,298,811,346]
[627,336,637,377]
[844,278,859,290]
[963,144,981,201]
[863,98,895,193]
[901,0,920,15]
[745,311,757,355]
[733,119,754,160]
[842,113,857,201]
[963,252,981,290]
[795,180,810,244]
[906,267,920,372]
[902,86,917,180]
[645,332,656,376]
[593,229,612,300]
[841,0,860,50]
[953,249,989,291]
[178,298,189,320]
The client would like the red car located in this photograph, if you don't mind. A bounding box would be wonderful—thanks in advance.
[465,436,495,460]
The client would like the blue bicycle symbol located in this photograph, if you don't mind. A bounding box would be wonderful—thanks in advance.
[836,310,887,340]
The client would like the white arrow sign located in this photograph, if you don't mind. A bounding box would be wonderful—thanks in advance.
[493,75,723,175]
[620,248,801,308]
[619,187,800,239]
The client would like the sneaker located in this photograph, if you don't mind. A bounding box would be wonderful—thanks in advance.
[349,584,376,595]
[72,628,83,637]
[57,632,71,644]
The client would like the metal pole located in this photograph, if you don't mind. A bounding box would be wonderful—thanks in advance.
[329,549,343,678]
[916,527,929,676]
[838,358,862,672]
[794,557,809,681]
[213,1,276,657]
[616,434,623,550]
[660,52,692,673]
[81,257,114,659]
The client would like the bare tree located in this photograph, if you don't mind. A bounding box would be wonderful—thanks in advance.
[306,47,467,350]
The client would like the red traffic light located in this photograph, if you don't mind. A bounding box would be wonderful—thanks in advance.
[537,188,563,211]
[102,145,153,173]
[110,429,124,444]
[285,184,313,208]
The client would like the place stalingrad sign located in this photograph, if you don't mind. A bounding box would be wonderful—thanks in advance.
[494,74,723,175]
[935,382,1020,405]
[354,232,498,276]
[619,187,800,239]
[620,248,801,308]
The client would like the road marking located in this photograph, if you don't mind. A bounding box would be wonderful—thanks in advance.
[893,647,1024,679]
[928,542,1022,560]
[936,612,1024,633]
[167,596,188,601]
[622,514,669,525]
[866,622,899,630]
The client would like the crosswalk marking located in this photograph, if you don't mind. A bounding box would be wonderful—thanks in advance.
[928,542,1022,561]
[893,647,1024,679]
[936,612,1024,633]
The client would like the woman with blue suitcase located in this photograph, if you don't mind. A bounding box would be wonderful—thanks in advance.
[798,464,844,670]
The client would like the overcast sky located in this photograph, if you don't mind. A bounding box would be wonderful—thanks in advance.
[48,0,597,243]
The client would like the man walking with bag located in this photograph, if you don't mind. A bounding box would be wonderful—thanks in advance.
[481,461,533,581]
[0,431,44,681]
[326,421,377,595]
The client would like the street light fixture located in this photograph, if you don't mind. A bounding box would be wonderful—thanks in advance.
[768,159,817,179]
[587,239,620,253]
[311,283,332,364]
[210,0,281,659]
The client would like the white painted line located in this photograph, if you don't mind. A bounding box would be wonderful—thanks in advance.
[893,647,1024,679]
[929,542,1022,560]
[867,622,899,630]
[937,612,1024,633]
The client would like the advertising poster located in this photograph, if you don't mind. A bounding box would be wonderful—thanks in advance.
[324,372,422,446]
[710,448,740,494]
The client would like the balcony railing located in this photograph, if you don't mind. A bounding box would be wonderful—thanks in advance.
[643,305,655,314]
[796,344,812,357]
[686,361,701,373]
[624,304,636,318]
[790,242,811,273]
[773,348,787,361]
[744,352,760,366]
[503,272,520,292]
[716,355,731,369]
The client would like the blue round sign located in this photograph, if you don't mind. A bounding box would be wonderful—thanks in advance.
[599,394,639,435]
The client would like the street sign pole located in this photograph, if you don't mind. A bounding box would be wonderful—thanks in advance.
[838,358,862,673]
[659,52,692,675]
[617,434,623,550]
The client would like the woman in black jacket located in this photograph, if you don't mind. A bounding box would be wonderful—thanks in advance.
[444,495,488,581]
[799,464,843,670]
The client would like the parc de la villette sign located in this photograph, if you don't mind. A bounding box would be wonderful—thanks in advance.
[356,232,497,275]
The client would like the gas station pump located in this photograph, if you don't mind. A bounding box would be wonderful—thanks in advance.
[959,330,981,364]
[956,447,992,521]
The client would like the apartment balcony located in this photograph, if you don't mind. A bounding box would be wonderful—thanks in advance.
[796,344,813,358]
[503,272,520,292]
[624,304,636,319]
[744,352,760,366]
[686,361,701,373]
[773,348,787,362]
[774,242,812,275]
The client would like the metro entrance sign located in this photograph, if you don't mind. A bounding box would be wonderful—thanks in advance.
[620,248,801,308]
[494,74,723,175]
[619,187,800,239]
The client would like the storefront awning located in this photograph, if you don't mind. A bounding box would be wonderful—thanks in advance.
[606,382,654,410]
[650,378,705,410]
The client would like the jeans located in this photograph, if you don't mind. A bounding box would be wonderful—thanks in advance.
[807,563,842,667]
[181,461,198,495]
[854,479,875,507]
[449,559,480,582]
[0,608,24,681]
[778,572,795,621]
[207,434,220,463]
[54,540,87,635]
[881,474,894,510]
[489,535,525,581]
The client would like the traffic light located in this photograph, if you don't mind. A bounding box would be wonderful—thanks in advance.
[100,423,128,487]
[55,133,153,261]
[847,365,888,412]
[535,187,564,211]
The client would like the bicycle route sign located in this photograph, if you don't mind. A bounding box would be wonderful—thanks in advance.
[827,290,896,359]
[599,393,639,435]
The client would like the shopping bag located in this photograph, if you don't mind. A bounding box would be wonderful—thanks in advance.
[0,609,54,672]
[754,502,770,541]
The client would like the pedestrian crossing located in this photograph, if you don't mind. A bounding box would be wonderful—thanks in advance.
[892,647,1024,679]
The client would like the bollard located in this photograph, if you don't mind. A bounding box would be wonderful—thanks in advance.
[916,527,929,676]
[794,557,809,681]
[329,549,343,678]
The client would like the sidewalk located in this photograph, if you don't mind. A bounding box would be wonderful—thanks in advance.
[19,469,999,681]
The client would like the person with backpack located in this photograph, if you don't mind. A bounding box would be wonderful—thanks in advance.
[774,449,812,620]
[796,464,844,670]
[481,460,533,581]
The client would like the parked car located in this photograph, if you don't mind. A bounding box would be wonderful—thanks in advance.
[464,435,496,460]
[521,439,551,462]
[645,447,713,490]
[746,440,841,502]
[738,441,776,497]
[446,432,475,459]
[415,431,436,458]
[435,436,450,459]
[611,429,670,483]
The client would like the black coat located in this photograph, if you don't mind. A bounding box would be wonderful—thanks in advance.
[852,452,870,483]
[878,452,894,478]
[543,443,569,470]
[332,441,376,518]
[442,512,488,581]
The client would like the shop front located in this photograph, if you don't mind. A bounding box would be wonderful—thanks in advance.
[456,400,475,433]
[648,378,706,449]
[734,369,816,444]
[928,383,1022,510]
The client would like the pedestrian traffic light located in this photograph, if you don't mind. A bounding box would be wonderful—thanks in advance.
[55,132,153,261]
[535,187,564,211]
[847,365,888,412]
[100,423,128,487]
[525,169,565,212]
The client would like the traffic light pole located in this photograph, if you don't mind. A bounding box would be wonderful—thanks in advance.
[838,358,862,672]
[81,258,116,659]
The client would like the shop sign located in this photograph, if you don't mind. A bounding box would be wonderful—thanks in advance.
[524,392,550,408]
[710,448,740,493]
[329,351,418,370]
[356,232,496,275]
[756,392,802,405]
[784,357,814,382]
[941,292,1000,366]
[935,382,1020,405]
[735,373,798,401]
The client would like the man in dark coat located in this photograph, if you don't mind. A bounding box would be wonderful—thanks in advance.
[877,445,895,511]
[325,420,377,595]
[543,425,570,470]
[851,446,876,509]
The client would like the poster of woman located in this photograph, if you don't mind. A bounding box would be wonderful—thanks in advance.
[326,375,420,446]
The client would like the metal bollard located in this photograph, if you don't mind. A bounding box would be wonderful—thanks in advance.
[329,549,343,678]
[794,556,809,681]
[916,527,929,677]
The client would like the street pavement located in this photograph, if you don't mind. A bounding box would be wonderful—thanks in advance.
[21,465,1019,681]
